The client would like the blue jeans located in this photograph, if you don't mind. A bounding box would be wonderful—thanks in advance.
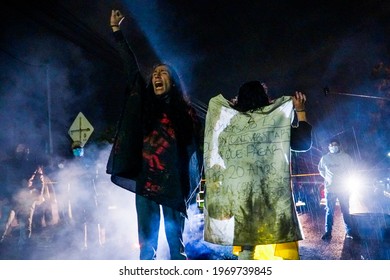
[136,195,186,260]
[324,190,353,234]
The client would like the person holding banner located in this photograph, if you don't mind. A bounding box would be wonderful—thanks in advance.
[203,81,312,260]
[106,10,203,260]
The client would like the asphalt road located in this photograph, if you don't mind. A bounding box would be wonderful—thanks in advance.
[298,186,390,260]
[1,187,389,260]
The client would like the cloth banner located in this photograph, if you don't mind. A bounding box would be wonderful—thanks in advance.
[203,94,303,246]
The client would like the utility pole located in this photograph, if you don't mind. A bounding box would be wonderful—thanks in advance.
[46,64,53,154]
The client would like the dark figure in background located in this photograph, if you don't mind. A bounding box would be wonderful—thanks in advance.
[318,139,360,241]
[0,144,41,248]
[0,177,36,246]
[30,166,58,232]
[0,144,37,201]
[203,81,312,260]
[66,142,101,251]
[107,10,202,260]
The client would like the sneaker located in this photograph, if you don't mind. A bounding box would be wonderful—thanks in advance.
[345,233,361,240]
[321,232,332,240]
[345,233,354,239]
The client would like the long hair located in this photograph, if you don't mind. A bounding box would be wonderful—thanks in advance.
[142,63,198,146]
[233,80,271,112]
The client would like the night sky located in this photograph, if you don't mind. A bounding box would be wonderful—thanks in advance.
[1,0,390,177]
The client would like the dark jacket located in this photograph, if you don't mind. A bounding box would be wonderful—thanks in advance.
[107,31,202,214]
[291,121,312,151]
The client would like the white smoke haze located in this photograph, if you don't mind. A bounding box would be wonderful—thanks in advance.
[21,144,140,259]
[1,0,390,261]
[10,143,228,260]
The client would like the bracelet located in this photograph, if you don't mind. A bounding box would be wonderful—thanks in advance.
[110,24,119,27]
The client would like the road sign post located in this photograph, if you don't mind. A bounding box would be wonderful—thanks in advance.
[68,112,94,147]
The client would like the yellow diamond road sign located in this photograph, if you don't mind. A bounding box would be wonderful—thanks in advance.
[68,112,94,146]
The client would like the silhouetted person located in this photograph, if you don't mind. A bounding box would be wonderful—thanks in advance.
[0,143,42,250]
[318,139,360,241]
[203,81,312,260]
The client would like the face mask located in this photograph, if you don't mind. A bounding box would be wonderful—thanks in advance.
[329,146,339,153]
[72,148,84,157]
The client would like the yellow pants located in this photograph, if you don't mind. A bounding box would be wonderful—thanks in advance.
[233,242,300,260]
